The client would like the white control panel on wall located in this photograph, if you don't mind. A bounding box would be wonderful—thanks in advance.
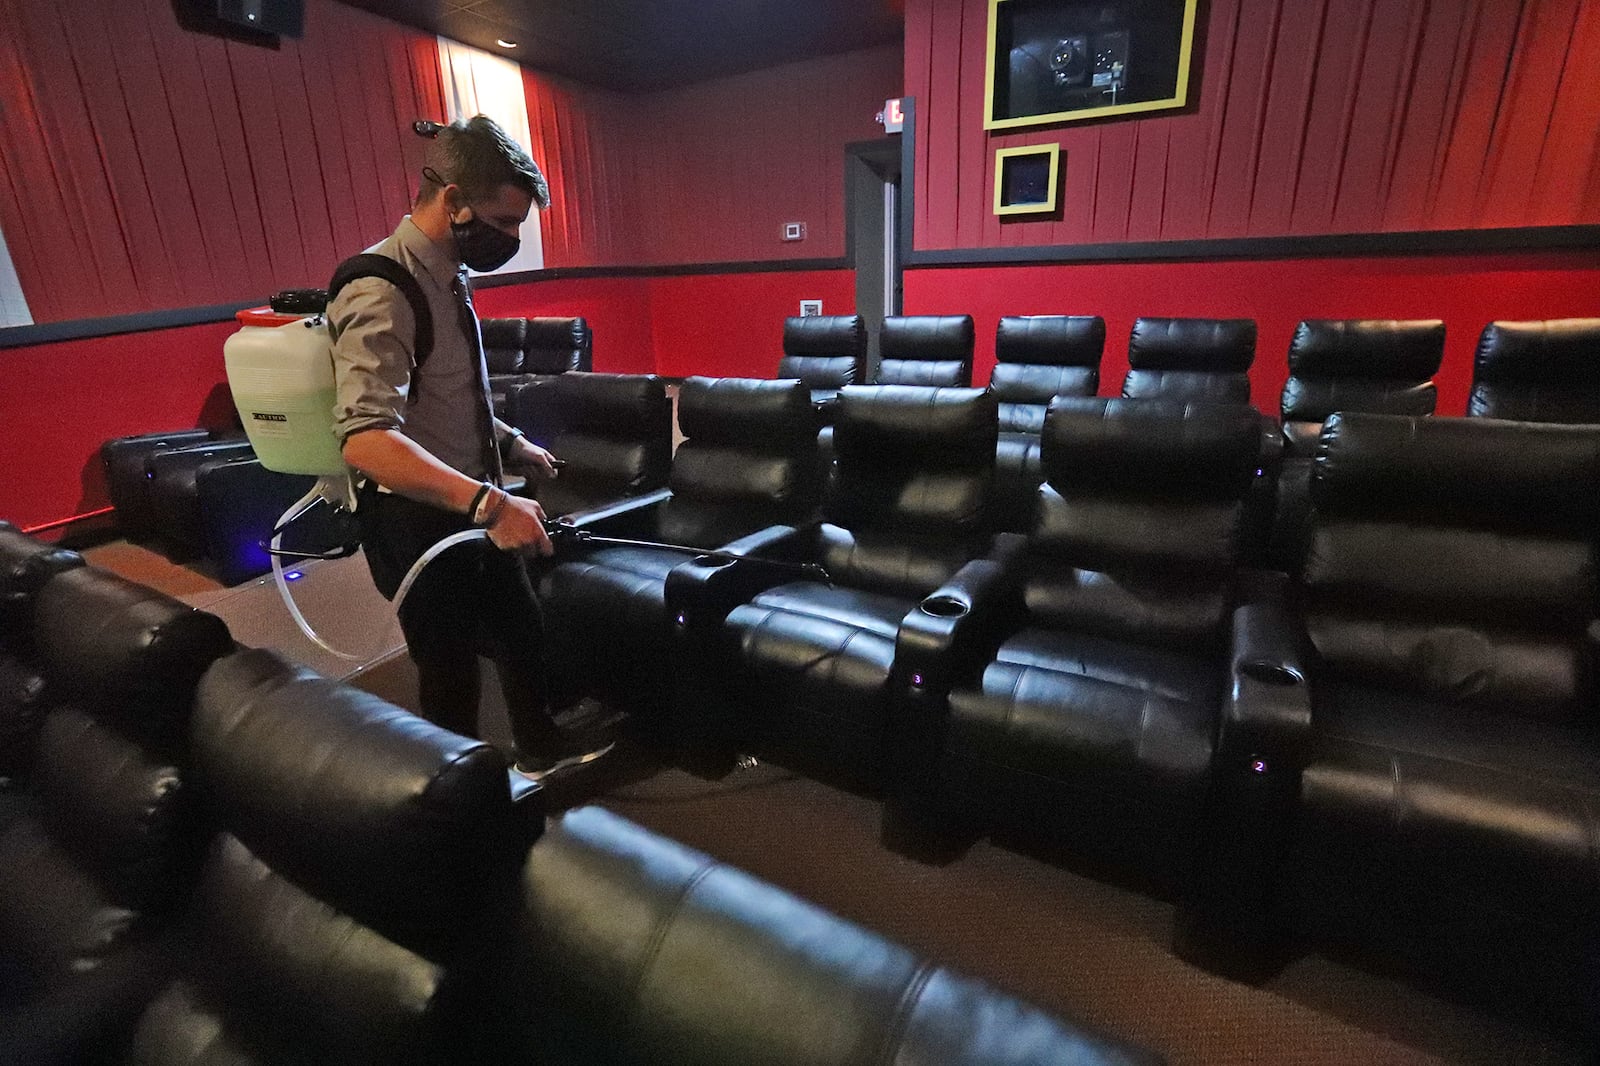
[782,222,807,241]
[799,300,822,317]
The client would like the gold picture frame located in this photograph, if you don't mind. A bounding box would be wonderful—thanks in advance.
[994,144,1061,216]
[984,0,1200,131]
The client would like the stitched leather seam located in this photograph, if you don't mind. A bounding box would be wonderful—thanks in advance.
[877,961,937,1066]
[623,859,718,1034]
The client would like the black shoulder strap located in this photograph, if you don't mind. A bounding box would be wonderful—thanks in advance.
[328,254,434,393]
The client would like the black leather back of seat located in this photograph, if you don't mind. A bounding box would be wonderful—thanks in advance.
[992,316,1105,433]
[525,316,593,374]
[0,525,82,789]
[1469,318,1600,423]
[778,315,864,391]
[101,430,216,540]
[0,568,231,989]
[658,378,821,548]
[877,315,976,388]
[0,523,83,652]
[144,441,258,553]
[1028,398,1262,649]
[1305,413,1600,720]
[480,317,528,375]
[536,373,673,517]
[1122,318,1256,404]
[127,648,521,1065]
[1280,320,1443,447]
[506,806,1161,1066]
[822,386,997,598]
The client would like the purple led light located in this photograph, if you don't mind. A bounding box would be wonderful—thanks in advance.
[675,613,687,625]
[284,570,304,582]
[912,673,924,687]
[1250,759,1267,774]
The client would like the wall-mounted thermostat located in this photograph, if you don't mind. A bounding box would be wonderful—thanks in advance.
[800,300,823,317]
[782,222,807,241]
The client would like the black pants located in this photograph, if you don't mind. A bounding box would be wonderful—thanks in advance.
[357,483,562,759]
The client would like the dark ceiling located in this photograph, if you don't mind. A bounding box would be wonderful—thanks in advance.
[336,0,904,93]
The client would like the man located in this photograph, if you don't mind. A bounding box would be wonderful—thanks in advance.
[328,115,610,781]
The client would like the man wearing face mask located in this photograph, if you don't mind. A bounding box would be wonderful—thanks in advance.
[328,114,613,781]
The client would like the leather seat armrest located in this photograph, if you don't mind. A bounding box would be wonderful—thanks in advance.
[664,524,819,627]
[895,533,1027,697]
[1222,592,1313,770]
[553,489,673,540]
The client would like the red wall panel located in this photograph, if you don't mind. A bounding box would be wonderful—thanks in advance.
[472,277,656,375]
[621,46,903,267]
[647,271,857,379]
[904,251,1600,415]
[0,322,239,529]
[904,0,1600,251]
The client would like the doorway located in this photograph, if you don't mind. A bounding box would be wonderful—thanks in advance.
[845,139,903,382]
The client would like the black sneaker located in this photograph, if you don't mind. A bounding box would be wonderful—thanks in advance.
[514,733,616,783]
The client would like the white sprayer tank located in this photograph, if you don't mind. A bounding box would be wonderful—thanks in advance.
[224,305,345,476]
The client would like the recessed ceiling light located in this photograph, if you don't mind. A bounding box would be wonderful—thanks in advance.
[496,38,518,48]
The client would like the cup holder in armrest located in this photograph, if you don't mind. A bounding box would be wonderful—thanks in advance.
[920,595,970,619]
[1239,660,1304,686]
[690,554,736,568]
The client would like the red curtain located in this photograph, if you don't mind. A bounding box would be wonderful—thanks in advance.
[0,0,445,324]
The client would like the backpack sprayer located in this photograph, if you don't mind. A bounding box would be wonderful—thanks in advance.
[224,291,826,662]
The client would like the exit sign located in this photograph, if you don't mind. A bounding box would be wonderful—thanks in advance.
[883,98,905,133]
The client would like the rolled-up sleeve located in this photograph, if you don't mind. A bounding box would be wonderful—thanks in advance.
[327,277,415,442]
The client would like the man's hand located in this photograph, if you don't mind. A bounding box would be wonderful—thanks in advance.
[507,436,560,480]
[486,492,555,557]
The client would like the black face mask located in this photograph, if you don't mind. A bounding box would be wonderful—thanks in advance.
[451,212,520,272]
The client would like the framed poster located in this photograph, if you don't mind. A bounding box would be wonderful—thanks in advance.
[994,145,1061,216]
[984,0,1200,130]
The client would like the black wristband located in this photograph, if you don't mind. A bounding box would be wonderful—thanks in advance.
[467,481,493,523]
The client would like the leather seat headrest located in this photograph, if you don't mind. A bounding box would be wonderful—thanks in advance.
[1041,397,1263,499]
[881,316,976,361]
[995,316,1105,367]
[192,648,519,948]
[1289,319,1445,379]
[1314,412,1600,531]
[783,315,865,358]
[833,386,997,465]
[0,523,83,634]
[1474,319,1600,383]
[677,378,815,445]
[1128,318,1256,371]
[549,372,671,435]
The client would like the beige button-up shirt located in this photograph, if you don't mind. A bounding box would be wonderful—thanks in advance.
[327,216,496,480]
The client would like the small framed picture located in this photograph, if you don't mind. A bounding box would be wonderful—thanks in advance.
[994,144,1061,216]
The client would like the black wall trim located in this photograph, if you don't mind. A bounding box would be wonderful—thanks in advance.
[904,224,1600,268]
[0,299,266,350]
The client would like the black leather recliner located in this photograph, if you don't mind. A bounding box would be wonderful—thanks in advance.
[1279,319,1445,456]
[487,316,594,425]
[778,314,865,412]
[526,372,673,517]
[876,315,976,387]
[668,385,999,784]
[101,430,217,540]
[0,524,83,795]
[1468,318,1600,423]
[539,378,822,725]
[125,647,526,1064]
[501,805,1162,1066]
[990,315,1105,531]
[895,398,1271,894]
[1284,413,1600,1029]
[1121,318,1256,403]
[144,440,258,557]
[1268,319,1445,570]
[0,567,232,1064]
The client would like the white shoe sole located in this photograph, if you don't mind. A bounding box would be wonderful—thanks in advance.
[516,741,616,782]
